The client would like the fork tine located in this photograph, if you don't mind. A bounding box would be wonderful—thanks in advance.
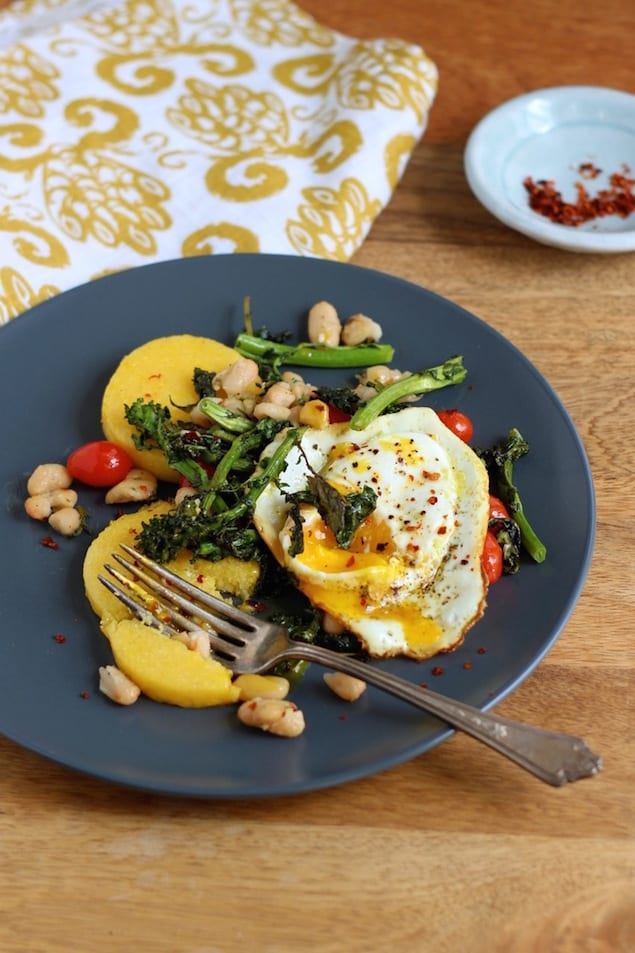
[97,571,180,636]
[98,570,242,664]
[116,545,255,641]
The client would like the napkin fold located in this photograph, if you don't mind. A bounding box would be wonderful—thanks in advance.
[0,0,437,323]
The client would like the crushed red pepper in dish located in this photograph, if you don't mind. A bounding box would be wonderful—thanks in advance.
[523,163,635,226]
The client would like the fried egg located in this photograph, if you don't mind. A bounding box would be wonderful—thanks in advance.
[253,406,490,659]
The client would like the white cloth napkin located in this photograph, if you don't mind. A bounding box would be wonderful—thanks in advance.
[0,0,437,323]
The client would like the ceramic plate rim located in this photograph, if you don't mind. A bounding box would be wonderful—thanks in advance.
[464,85,635,253]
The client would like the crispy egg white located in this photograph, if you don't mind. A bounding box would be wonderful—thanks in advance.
[253,407,490,659]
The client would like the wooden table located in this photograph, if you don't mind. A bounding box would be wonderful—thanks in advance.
[1,2,633,950]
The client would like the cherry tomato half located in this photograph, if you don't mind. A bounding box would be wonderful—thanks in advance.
[67,440,133,487]
[482,530,503,585]
[436,409,474,443]
[489,495,510,521]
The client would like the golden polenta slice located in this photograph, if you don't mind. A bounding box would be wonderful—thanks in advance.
[84,501,260,707]
[100,617,239,708]
[101,334,240,483]
[83,501,260,621]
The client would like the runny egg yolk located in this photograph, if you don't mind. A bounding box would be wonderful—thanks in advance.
[297,578,443,652]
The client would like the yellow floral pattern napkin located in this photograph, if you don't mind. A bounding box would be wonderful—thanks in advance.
[0,0,437,323]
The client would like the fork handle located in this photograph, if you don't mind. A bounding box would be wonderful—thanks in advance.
[293,645,601,786]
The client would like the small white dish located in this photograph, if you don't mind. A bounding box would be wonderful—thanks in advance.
[464,86,635,253]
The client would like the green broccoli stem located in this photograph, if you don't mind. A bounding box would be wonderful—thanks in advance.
[197,397,254,434]
[496,458,547,564]
[349,355,467,430]
[234,332,394,368]
[203,426,307,522]
[245,426,307,505]
[482,428,547,564]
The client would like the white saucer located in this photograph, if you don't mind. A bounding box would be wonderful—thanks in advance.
[464,86,635,253]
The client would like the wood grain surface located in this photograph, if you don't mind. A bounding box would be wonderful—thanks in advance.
[1,2,633,951]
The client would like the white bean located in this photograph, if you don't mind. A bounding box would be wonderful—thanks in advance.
[252,401,291,422]
[48,507,82,537]
[323,671,367,702]
[237,697,305,737]
[262,382,295,408]
[25,488,78,520]
[212,358,260,398]
[174,485,198,506]
[105,468,157,505]
[171,629,211,659]
[27,463,72,496]
[307,301,341,347]
[98,665,141,706]
[322,612,347,635]
[341,313,383,346]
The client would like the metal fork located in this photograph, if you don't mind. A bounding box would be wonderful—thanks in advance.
[99,544,601,787]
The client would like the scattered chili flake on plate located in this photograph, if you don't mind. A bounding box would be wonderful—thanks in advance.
[523,164,635,226]
[40,535,59,549]
[52,633,66,644]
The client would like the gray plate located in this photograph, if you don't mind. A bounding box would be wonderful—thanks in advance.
[0,254,595,797]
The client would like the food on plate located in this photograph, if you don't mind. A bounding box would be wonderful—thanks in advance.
[84,500,260,620]
[101,334,242,482]
[100,616,239,708]
[237,696,305,737]
[253,407,490,659]
[323,672,367,702]
[67,440,134,487]
[23,295,545,718]
[83,500,260,707]
[24,462,82,537]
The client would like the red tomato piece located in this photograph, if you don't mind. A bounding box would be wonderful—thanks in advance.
[67,441,133,487]
[482,530,503,584]
[436,409,474,443]
[327,404,352,424]
[489,495,510,521]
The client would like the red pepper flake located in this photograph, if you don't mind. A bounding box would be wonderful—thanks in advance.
[246,598,267,612]
[523,164,635,226]
[463,661,472,670]
[419,682,428,689]
[79,691,90,699]
[40,535,59,549]
[431,665,444,677]
[346,555,356,567]
[437,526,447,535]
[477,647,487,655]
[578,162,602,180]
[196,573,204,584]
[338,714,348,721]
[148,372,162,380]
[52,633,66,644]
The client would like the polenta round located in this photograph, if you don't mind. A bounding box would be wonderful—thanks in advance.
[101,334,241,482]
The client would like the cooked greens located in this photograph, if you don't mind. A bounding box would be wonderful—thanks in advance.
[477,428,547,564]
[349,355,467,430]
